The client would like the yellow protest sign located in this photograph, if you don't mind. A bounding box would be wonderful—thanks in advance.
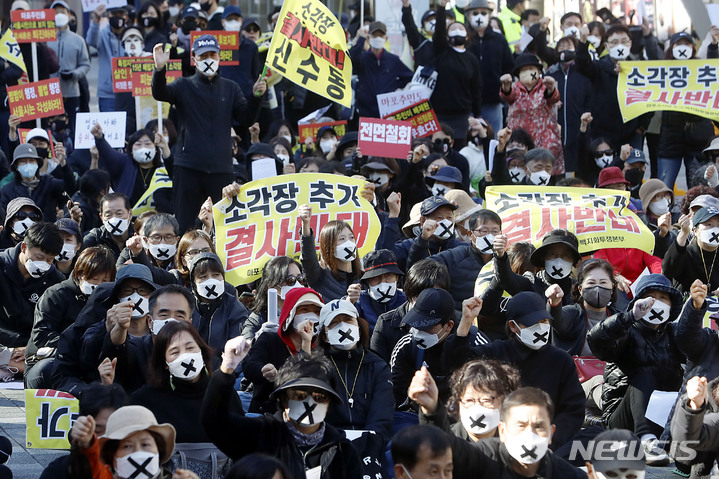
[266,0,352,108]
[484,186,655,255]
[213,173,381,285]
[133,167,172,216]
[617,59,719,122]
[25,389,79,449]
[0,29,26,73]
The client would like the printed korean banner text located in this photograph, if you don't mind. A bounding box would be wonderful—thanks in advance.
[298,120,346,142]
[25,389,79,449]
[213,174,381,285]
[358,117,413,159]
[7,78,64,120]
[0,29,27,73]
[617,59,719,121]
[190,30,240,65]
[484,186,655,254]
[10,9,56,43]
[266,0,352,108]
[382,99,440,138]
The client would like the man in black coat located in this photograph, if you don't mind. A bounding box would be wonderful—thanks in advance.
[151,34,266,232]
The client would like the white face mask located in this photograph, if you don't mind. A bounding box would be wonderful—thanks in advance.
[514,321,551,350]
[287,396,329,425]
[277,153,290,166]
[80,280,98,296]
[335,240,357,262]
[293,312,320,335]
[504,429,550,464]
[55,12,69,28]
[529,170,551,186]
[280,281,302,299]
[432,183,448,196]
[470,11,489,28]
[545,257,572,279]
[196,277,224,300]
[475,233,495,255]
[104,217,130,236]
[596,470,646,479]
[649,197,670,216]
[563,26,580,38]
[167,351,204,379]
[519,69,540,88]
[197,58,219,77]
[595,154,613,169]
[281,134,292,144]
[44,159,59,176]
[700,226,719,247]
[25,258,52,278]
[643,299,671,325]
[672,44,692,60]
[319,138,337,154]
[119,292,148,318]
[460,404,500,436]
[148,242,176,261]
[327,322,360,350]
[411,326,446,350]
[369,36,385,49]
[609,44,630,60]
[169,5,180,17]
[369,171,390,187]
[587,35,601,48]
[12,217,35,236]
[369,282,397,303]
[55,243,76,262]
[223,19,242,32]
[163,135,170,145]
[123,38,144,56]
[115,451,160,479]
[434,219,455,240]
[424,20,436,34]
[133,147,156,164]
[508,166,526,184]
[151,317,178,335]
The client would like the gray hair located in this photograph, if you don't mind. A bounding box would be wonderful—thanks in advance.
[143,213,180,236]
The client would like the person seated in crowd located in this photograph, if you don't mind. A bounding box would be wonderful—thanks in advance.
[318,299,394,441]
[425,166,463,197]
[130,320,215,443]
[430,127,471,191]
[299,204,363,301]
[242,287,321,413]
[443,189,482,244]
[243,256,306,341]
[82,193,136,260]
[202,345,363,479]
[353,249,406,334]
[444,293,585,452]
[224,454,293,479]
[576,112,631,187]
[173,229,214,287]
[188,252,247,368]
[587,273,692,465]
[116,213,180,284]
[71,169,112,235]
[664,206,719,293]
[430,210,501,311]
[671,375,719,458]
[638,178,676,259]
[495,229,581,306]
[25,246,116,388]
[0,197,44,250]
[54,218,83,277]
[371,259,450,363]
[0,222,64,347]
[585,429,647,479]
[390,424,454,479]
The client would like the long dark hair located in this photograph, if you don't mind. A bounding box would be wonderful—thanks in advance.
[318,220,362,280]
[148,321,213,388]
[253,256,303,314]
[126,128,163,168]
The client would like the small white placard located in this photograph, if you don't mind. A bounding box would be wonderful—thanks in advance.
[74,112,127,149]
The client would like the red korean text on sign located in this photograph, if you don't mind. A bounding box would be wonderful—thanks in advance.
[10,9,57,43]
[190,31,240,66]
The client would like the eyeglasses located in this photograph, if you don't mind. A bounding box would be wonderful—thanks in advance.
[185,247,212,257]
[473,228,501,236]
[147,234,177,244]
[119,286,153,297]
[14,211,41,221]
[286,389,331,403]
[593,149,614,158]
[284,274,307,286]
[459,396,496,408]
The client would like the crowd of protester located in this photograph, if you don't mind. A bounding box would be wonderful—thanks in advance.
[1,0,719,478]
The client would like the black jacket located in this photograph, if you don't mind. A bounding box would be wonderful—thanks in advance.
[323,346,394,442]
[663,240,719,292]
[96,328,152,394]
[495,253,575,306]
[0,244,65,347]
[430,245,489,311]
[443,333,585,450]
[401,5,434,67]
[241,310,267,341]
[152,67,260,174]
[301,233,359,301]
[549,303,620,356]
[192,292,248,370]
[671,395,719,452]
[242,330,292,414]
[70,191,102,234]
[369,301,411,363]
[0,165,77,222]
[81,224,135,261]
[201,369,363,479]
[116,248,181,286]
[467,27,514,106]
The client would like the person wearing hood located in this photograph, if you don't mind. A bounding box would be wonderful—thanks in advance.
[48,0,90,133]
[0,222,64,347]
[299,204,363,301]
[353,250,406,335]
[203,345,363,479]
[638,178,676,259]
[187,252,247,369]
[242,287,322,414]
[152,33,266,233]
[25,246,116,389]
[0,143,76,223]
[87,4,128,112]
[244,142,283,181]
[587,273,690,465]
[444,293,585,452]
[82,193,136,262]
[116,213,180,285]
[318,299,394,441]
[0,197,43,250]
[495,229,581,307]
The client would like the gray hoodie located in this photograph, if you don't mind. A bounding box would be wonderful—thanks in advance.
[47,27,90,98]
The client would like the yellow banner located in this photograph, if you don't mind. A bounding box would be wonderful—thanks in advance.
[617,59,719,122]
[133,167,172,216]
[213,173,381,285]
[484,186,655,255]
[25,389,79,449]
[1,29,27,73]
[266,0,352,108]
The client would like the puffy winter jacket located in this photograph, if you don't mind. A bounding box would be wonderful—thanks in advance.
[549,303,620,356]
[495,252,575,306]
[0,165,77,221]
[593,248,662,284]
[192,291,248,370]
[430,245,488,310]
[369,301,411,363]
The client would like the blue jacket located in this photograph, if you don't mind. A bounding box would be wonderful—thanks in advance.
[219,36,260,102]
[85,21,125,99]
[356,289,406,334]
[349,38,413,118]
[390,234,465,273]
[94,135,138,201]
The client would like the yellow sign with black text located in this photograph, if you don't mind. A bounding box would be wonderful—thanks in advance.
[25,389,79,449]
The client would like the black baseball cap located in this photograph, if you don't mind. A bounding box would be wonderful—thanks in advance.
[401,288,454,330]
[506,292,551,326]
[420,196,457,217]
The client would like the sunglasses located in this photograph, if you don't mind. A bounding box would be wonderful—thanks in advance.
[287,389,331,403]
[14,211,42,221]
[433,138,451,146]
[284,274,307,286]
[593,149,614,158]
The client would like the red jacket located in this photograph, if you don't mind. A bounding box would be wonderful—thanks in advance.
[593,248,662,284]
